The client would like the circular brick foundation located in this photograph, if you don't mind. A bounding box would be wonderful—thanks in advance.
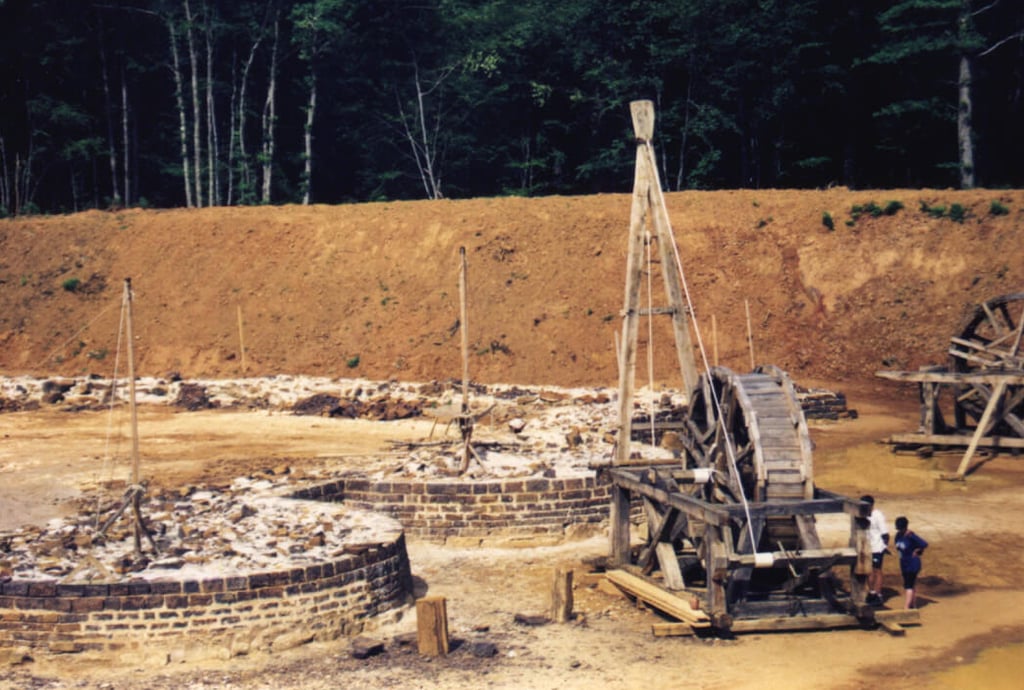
[291,474,613,543]
[0,501,412,660]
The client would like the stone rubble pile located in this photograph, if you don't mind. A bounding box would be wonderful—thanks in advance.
[0,474,402,585]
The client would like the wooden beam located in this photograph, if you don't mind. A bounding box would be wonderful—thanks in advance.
[886,432,1024,449]
[604,569,710,626]
[950,379,1008,479]
[876,370,1024,385]
[727,613,862,633]
[873,608,922,626]
[652,622,696,637]
[610,483,632,565]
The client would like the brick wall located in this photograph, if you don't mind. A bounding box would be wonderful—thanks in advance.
[0,532,412,657]
[291,475,612,540]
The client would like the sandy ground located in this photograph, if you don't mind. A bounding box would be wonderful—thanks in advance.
[2,383,1024,689]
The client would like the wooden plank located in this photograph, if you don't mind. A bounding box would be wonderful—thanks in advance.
[652,622,696,637]
[886,432,1024,449]
[728,613,862,633]
[876,370,1024,385]
[604,569,711,626]
[873,608,922,626]
[877,619,906,636]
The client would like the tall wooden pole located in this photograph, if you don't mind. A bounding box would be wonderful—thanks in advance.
[458,247,472,473]
[123,278,142,555]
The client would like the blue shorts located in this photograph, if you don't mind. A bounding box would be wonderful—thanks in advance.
[871,551,886,569]
[902,570,919,589]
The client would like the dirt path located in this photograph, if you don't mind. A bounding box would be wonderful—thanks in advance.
[2,392,1024,688]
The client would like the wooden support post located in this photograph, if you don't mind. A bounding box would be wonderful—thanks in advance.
[415,596,450,656]
[949,379,1008,479]
[610,483,632,565]
[549,567,574,623]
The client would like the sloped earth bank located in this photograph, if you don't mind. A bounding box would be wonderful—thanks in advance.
[1,189,1024,688]
[2,380,1024,689]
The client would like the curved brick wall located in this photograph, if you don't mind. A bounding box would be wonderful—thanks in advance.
[0,528,411,658]
[292,475,612,541]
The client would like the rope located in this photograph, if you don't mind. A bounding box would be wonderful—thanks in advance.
[642,140,759,550]
[37,299,117,367]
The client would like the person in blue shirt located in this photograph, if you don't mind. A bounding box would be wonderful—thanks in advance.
[894,516,928,609]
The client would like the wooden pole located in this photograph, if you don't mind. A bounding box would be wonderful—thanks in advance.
[458,247,472,473]
[236,304,247,375]
[416,596,450,656]
[549,567,574,623]
[711,314,719,367]
[123,278,142,556]
[745,298,756,371]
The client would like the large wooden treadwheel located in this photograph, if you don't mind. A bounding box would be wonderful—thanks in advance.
[683,365,818,552]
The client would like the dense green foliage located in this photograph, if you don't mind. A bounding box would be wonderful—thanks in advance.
[0,0,1021,213]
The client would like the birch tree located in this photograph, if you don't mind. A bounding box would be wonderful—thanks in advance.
[291,0,347,205]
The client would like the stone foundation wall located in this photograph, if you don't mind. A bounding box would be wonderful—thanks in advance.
[0,533,411,658]
[292,475,612,541]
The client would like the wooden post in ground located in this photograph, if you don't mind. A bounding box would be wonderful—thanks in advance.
[550,567,574,623]
[236,304,247,375]
[745,298,755,371]
[416,596,450,656]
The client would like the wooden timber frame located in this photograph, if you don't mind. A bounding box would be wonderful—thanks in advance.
[606,101,883,635]
[877,292,1024,480]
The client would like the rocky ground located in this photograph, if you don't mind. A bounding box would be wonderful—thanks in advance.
[1,378,1023,689]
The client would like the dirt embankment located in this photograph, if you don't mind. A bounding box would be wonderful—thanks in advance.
[1,189,1022,388]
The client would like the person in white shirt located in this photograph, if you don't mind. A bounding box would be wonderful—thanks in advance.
[861,495,890,605]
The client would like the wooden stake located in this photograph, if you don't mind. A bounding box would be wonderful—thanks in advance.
[236,304,247,375]
[745,298,756,371]
[549,567,574,623]
[416,596,450,656]
[711,314,719,367]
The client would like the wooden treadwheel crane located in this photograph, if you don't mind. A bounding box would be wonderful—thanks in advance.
[603,101,911,635]
[877,292,1024,479]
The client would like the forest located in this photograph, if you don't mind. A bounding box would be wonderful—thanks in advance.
[1,0,1022,215]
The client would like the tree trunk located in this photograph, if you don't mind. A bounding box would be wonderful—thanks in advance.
[167,17,193,208]
[97,18,122,208]
[0,136,9,213]
[957,54,977,189]
[261,15,279,204]
[184,0,203,207]
[398,61,448,200]
[302,72,316,205]
[121,74,130,206]
[234,33,262,205]
[205,5,219,206]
